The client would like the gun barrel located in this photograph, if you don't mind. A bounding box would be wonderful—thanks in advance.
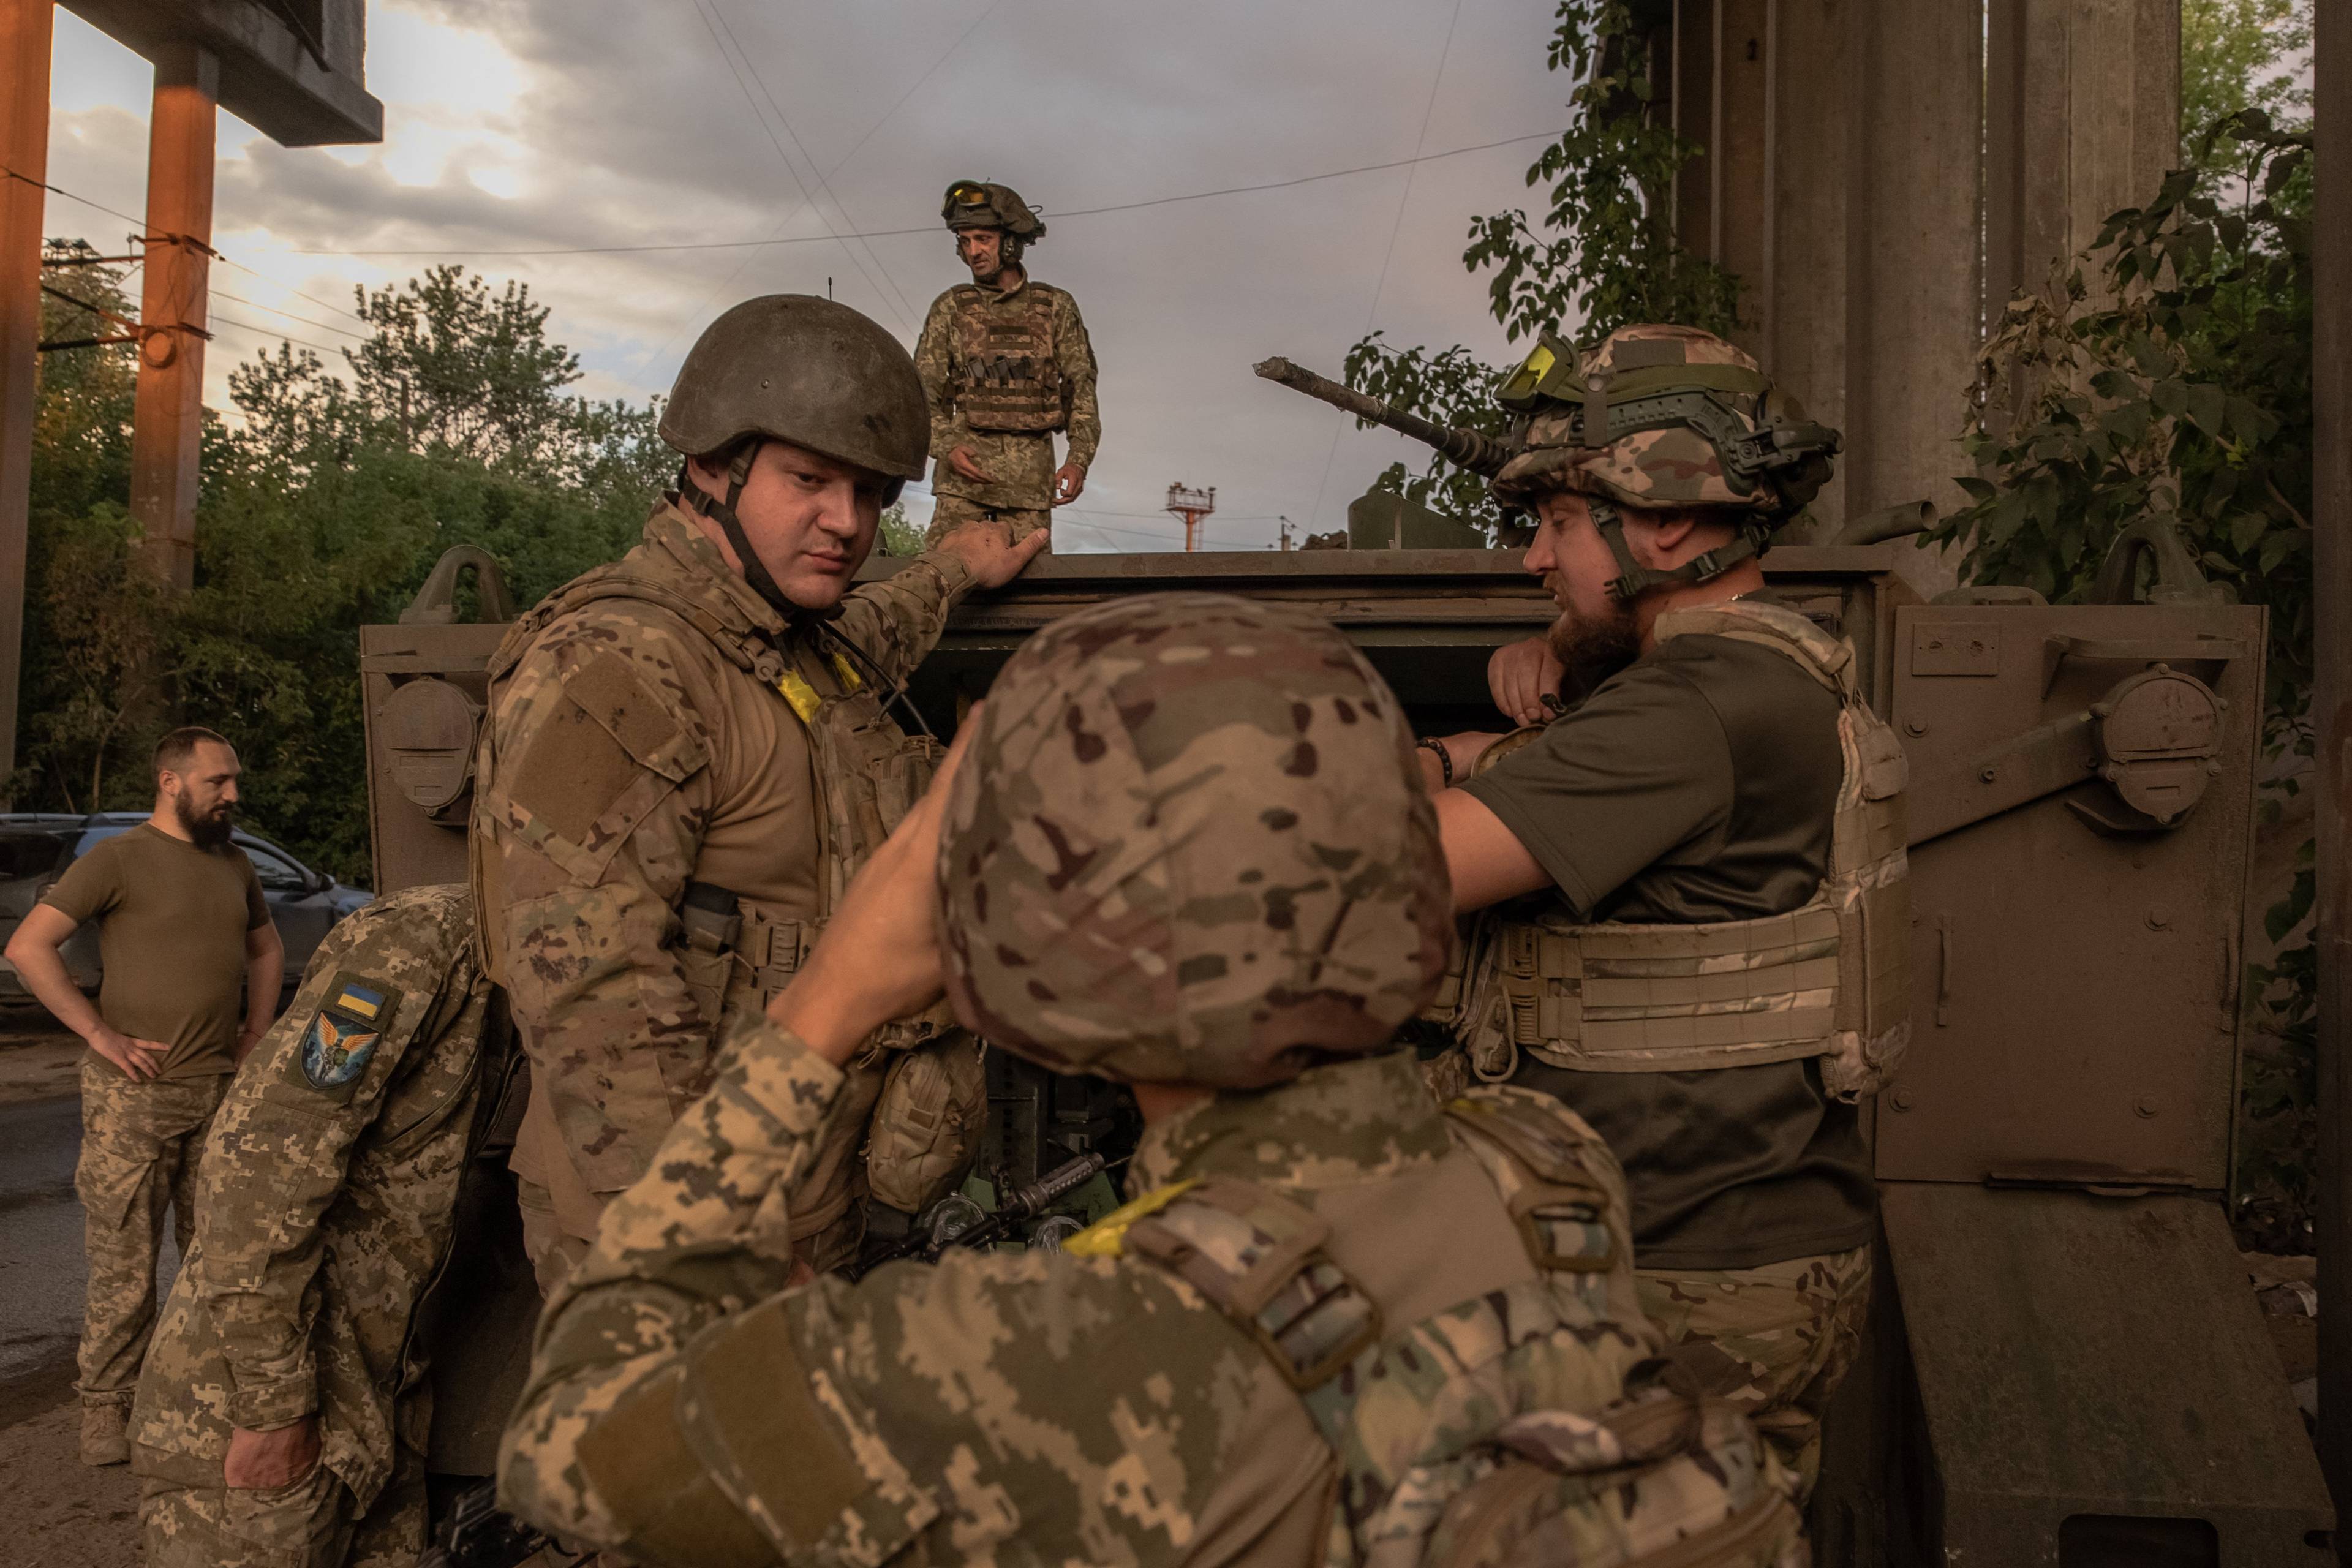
[1253,356,1509,477]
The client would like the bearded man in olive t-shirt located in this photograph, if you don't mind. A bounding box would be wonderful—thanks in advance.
[5,726,284,1467]
[1415,325,1907,1497]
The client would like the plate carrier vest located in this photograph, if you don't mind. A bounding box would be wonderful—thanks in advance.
[472,551,981,1216]
[948,282,1067,434]
[1448,600,1910,1102]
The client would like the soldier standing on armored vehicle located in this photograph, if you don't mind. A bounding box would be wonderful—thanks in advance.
[915,179,1099,550]
[471,295,1044,1294]
[1414,323,1904,1496]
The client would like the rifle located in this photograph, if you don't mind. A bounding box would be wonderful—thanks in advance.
[858,1150,1110,1275]
[420,1479,558,1568]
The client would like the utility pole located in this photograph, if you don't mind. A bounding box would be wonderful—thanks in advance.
[1166,481,1215,553]
[127,41,217,590]
[1278,514,1294,552]
[2313,0,2350,1550]
[0,0,50,801]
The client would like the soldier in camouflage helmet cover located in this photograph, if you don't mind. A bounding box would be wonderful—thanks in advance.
[498,594,1806,1568]
[1417,323,1896,1494]
[130,886,512,1568]
[915,179,1101,551]
[470,295,1046,1301]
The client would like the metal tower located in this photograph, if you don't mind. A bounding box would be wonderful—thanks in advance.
[1165,483,1216,553]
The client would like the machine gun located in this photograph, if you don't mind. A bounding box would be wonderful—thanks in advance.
[857,1150,1110,1276]
[1252,356,1511,477]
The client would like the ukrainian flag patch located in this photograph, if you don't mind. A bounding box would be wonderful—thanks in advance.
[290,973,400,1101]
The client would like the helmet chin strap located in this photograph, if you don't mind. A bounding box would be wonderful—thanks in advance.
[1591,499,1770,605]
[680,443,800,622]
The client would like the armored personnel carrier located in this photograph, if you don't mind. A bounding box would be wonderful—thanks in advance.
[359,374,2329,1566]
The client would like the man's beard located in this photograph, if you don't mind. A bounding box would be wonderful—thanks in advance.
[175,796,235,849]
[1546,601,1644,703]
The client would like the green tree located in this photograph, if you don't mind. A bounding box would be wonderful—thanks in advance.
[1341,0,1740,536]
[877,500,924,557]
[2181,0,2312,147]
[15,262,668,882]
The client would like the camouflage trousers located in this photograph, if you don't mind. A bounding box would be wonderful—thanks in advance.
[77,1062,230,1406]
[1634,1244,1871,1500]
[927,493,1052,548]
[138,1436,426,1568]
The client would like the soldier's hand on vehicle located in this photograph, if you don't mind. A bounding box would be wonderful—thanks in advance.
[769,714,983,1062]
[1052,463,1087,505]
[85,1023,168,1081]
[945,445,993,483]
[933,518,1051,589]
[1488,635,1567,726]
[224,1415,319,1489]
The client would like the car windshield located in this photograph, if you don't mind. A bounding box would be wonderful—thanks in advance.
[0,831,72,881]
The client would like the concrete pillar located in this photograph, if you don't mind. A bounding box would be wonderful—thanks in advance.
[129,41,216,590]
[1842,0,1983,540]
[1987,0,2182,316]
[2310,0,2351,1537]
[0,0,51,799]
[1758,0,1853,529]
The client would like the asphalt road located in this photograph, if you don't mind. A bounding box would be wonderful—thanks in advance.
[0,1082,183,1428]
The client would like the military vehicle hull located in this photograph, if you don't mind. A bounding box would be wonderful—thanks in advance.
[362,538,2331,1565]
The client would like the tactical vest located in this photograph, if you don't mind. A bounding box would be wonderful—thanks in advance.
[1077,1088,1807,1567]
[473,550,984,1224]
[949,282,1066,433]
[1451,600,1911,1102]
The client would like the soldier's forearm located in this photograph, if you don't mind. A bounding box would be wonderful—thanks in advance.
[834,549,978,687]
[502,1017,845,1542]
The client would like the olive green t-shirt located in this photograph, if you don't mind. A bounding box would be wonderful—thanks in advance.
[1460,631,1878,1270]
[42,823,270,1079]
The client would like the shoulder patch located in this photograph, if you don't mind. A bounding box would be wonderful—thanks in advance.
[288,973,403,1104]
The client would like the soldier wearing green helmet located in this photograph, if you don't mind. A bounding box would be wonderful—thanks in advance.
[914,179,1102,551]
[470,295,1046,1301]
[1417,323,1905,1497]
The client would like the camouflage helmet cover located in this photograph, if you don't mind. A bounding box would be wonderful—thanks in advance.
[658,294,929,481]
[937,593,1454,1089]
[1489,323,1839,516]
[941,179,1046,243]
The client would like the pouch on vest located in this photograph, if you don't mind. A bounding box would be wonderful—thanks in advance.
[951,286,1066,434]
[864,1031,987,1215]
[1423,1386,1806,1568]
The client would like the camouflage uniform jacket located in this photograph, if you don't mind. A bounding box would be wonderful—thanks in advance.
[500,1023,1670,1566]
[472,500,975,1235]
[914,274,1100,513]
[131,885,510,1510]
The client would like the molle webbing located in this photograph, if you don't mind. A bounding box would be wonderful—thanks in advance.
[951,285,1065,432]
[1123,1179,1382,1392]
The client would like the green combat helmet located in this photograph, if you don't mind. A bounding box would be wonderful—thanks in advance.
[941,178,1046,262]
[1490,323,1842,601]
[656,293,928,617]
[937,592,1455,1088]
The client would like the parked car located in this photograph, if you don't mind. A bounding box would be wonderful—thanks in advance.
[0,812,372,1012]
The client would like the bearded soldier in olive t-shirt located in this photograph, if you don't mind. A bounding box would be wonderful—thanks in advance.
[1415,324,1908,1496]
[915,179,1100,549]
[4,726,284,1468]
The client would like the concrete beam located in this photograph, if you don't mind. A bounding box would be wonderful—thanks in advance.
[128,40,214,590]
[60,0,379,147]
[0,0,51,798]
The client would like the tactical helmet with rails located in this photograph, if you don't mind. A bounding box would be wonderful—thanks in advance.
[658,294,929,617]
[941,178,1046,265]
[1490,324,1842,602]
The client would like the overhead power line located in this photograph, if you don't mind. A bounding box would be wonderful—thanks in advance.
[291,129,1566,260]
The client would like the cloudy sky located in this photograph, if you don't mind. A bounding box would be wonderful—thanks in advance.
[43,0,1578,551]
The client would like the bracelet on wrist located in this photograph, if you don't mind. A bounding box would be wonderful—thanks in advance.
[1417,736,1454,788]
